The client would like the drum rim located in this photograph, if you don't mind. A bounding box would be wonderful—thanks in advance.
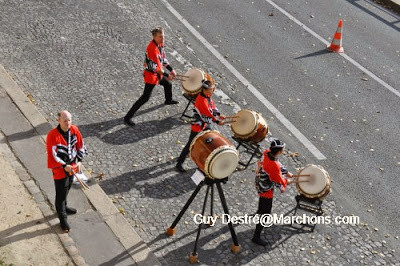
[205,145,239,179]
[181,68,205,93]
[296,164,331,199]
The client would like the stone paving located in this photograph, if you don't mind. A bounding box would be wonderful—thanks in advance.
[0,0,399,265]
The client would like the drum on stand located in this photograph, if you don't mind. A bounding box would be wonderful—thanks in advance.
[190,130,239,179]
[181,68,215,97]
[296,164,331,199]
[231,109,268,143]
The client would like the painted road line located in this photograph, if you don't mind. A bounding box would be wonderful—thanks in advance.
[160,0,327,160]
[265,0,400,99]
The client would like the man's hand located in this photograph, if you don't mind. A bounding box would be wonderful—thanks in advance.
[74,162,82,174]
[219,115,226,120]
[64,165,73,175]
[167,75,174,81]
[170,69,177,78]
[286,172,294,178]
[217,120,225,125]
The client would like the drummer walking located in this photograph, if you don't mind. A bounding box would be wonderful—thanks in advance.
[252,139,294,246]
[176,80,225,172]
[124,27,179,126]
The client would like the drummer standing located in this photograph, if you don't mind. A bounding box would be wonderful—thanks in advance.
[252,139,294,246]
[124,27,179,126]
[176,80,225,172]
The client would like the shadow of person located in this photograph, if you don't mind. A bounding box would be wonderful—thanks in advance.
[0,214,58,245]
[100,161,197,199]
[100,116,182,145]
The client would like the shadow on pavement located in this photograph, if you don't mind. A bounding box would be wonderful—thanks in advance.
[100,161,196,199]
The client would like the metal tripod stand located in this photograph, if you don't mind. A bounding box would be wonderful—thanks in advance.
[166,174,241,263]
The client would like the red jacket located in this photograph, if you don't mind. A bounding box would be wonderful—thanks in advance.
[259,149,288,198]
[143,40,167,84]
[192,92,219,132]
[46,125,87,179]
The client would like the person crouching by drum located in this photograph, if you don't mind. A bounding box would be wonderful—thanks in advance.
[252,139,294,246]
[175,80,225,172]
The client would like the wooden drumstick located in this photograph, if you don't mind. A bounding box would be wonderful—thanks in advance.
[292,174,311,178]
[74,174,90,190]
[222,120,237,124]
[174,77,187,81]
[223,116,240,119]
[176,74,190,78]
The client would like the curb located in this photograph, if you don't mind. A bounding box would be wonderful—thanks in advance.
[376,0,400,13]
[0,64,161,266]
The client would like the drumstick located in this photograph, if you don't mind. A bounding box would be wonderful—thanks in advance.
[176,74,190,78]
[222,116,240,119]
[174,77,187,81]
[74,174,90,190]
[292,174,311,178]
[222,120,237,124]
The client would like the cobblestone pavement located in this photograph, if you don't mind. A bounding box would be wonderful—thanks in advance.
[0,0,399,265]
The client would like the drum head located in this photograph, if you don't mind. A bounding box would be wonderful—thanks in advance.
[207,147,239,179]
[297,165,330,197]
[182,68,205,93]
[231,110,258,136]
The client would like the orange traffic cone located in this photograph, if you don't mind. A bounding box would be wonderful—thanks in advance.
[327,19,344,53]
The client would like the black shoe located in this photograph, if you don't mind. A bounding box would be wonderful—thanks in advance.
[59,217,70,233]
[165,100,179,105]
[124,118,135,126]
[252,237,268,246]
[176,164,186,172]
[66,206,77,215]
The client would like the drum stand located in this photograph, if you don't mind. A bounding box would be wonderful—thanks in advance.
[166,174,241,263]
[293,194,324,232]
[180,93,196,120]
[232,136,263,169]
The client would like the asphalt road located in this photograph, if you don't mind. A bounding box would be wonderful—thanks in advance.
[152,0,400,248]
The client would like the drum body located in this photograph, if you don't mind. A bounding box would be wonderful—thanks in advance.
[231,109,268,143]
[190,130,239,179]
[296,164,331,199]
[181,68,205,97]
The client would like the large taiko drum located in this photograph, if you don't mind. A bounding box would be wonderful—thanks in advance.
[296,164,331,199]
[231,109,268,143]
[181,68,215,97]
[190,130,239,179]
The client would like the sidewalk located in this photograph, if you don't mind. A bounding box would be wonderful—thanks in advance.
[0,133,73,266]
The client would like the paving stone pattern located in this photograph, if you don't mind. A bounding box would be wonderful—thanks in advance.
[0,0,399,265]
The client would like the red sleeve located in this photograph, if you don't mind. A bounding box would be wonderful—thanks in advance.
[46,130,65,169]
[195,96,218,122]
[147,43,163,73]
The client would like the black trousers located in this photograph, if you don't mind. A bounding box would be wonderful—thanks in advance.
[253,197,273,239]
[54,173,74,219]
[177,130,199,166]
[125,77,172,120]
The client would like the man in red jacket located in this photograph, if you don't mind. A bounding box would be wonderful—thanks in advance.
[124,27,178,126]
[47,110,87,232]
[175,80,225,172]
[252,139,294,246]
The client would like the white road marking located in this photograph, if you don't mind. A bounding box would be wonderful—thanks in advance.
[160,0,327,160]
[265,0,400,98]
